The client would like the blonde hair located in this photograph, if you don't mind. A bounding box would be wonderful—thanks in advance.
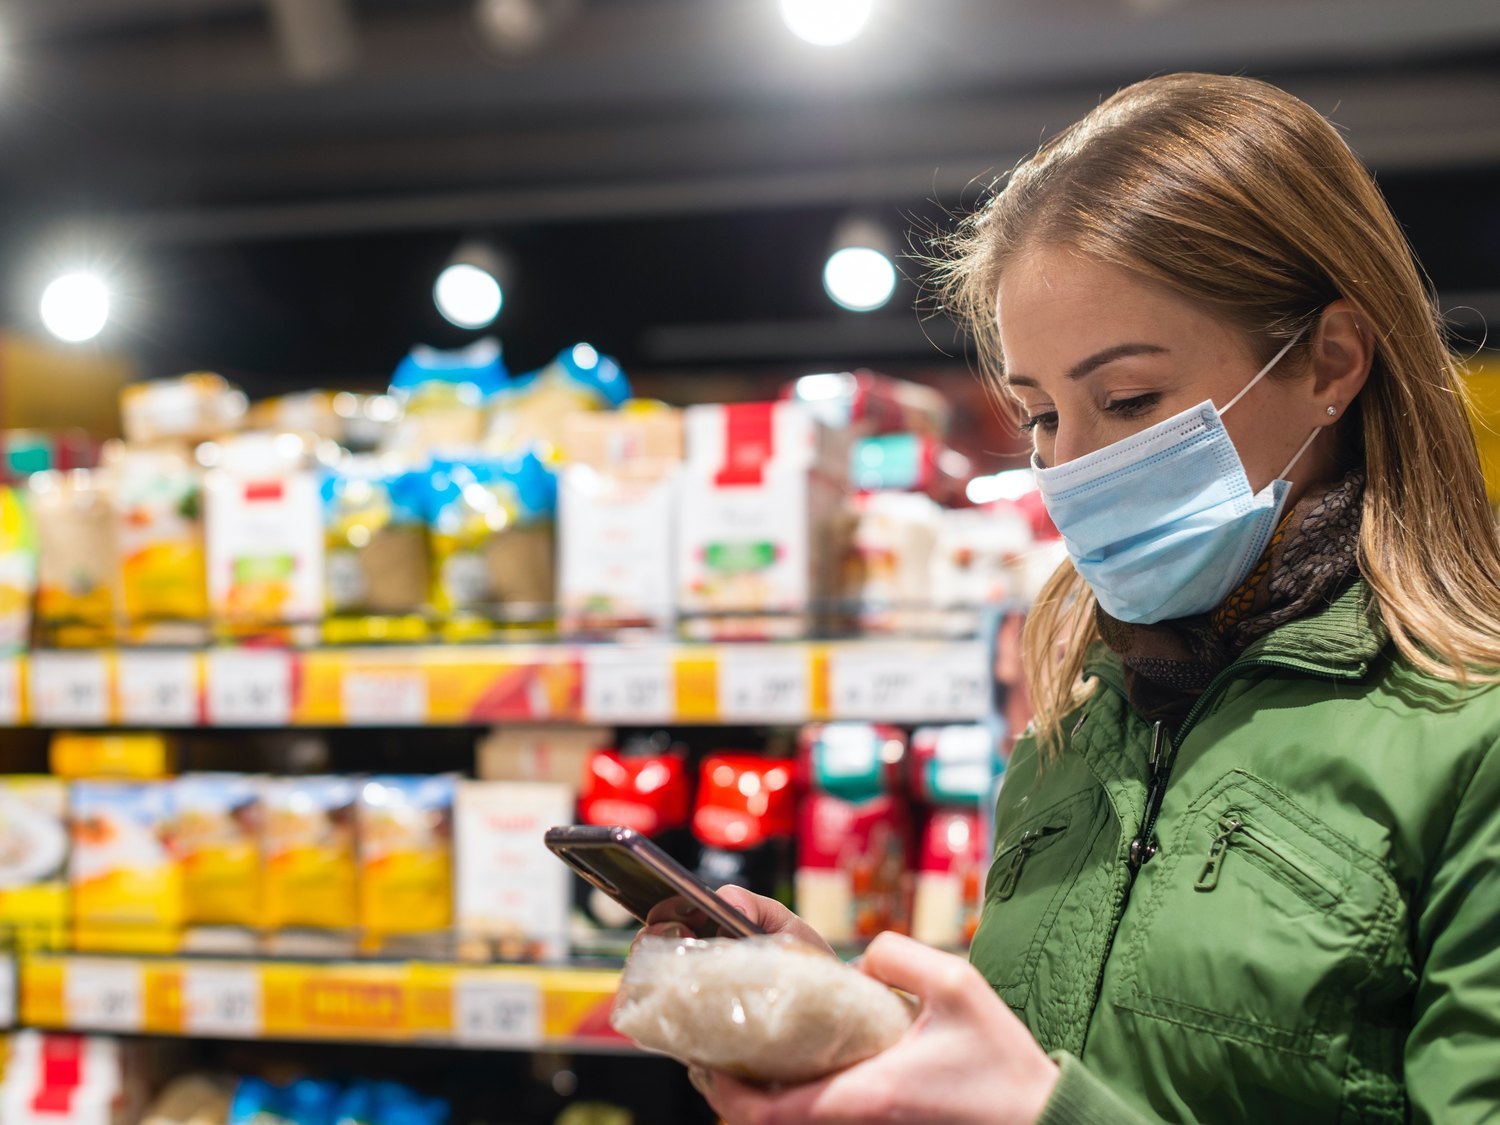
[933,72,1500,755]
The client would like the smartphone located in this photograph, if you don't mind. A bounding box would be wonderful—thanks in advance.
[544,825,765,939]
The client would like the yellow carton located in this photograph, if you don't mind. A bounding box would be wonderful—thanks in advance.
[0,776,68,951]
[261,777,358,932]
[69,781,181,953]
[357,775,454,939]
[174,774,260,928]
[51,733,175,780]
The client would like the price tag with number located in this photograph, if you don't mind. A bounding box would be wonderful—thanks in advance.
[31,652,111,725]
[921,641,989,721]
[118,652,201,726]
[65,959,144,1032]
[182,965,262,1037]
[207,650,294,726]
[583,647,673,722]
[453,974,541,1048]
[829,646,926,720]
[717,646,810,722]
[342,669,428,725]
[0,657,22,725]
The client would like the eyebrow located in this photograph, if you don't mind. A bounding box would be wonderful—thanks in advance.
[1004,343,1170,389]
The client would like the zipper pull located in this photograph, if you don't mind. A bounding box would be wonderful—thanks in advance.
[994,826,1065,901]
[1194,815,1243,892]
[1128,722,1172,871]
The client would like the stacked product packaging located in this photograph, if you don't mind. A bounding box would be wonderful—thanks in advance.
[0,346,1056,649]
[0,723,1004,960]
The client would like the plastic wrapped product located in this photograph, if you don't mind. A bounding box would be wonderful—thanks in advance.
[611,935,915,1084]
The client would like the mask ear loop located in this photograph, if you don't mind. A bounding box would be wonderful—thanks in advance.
[1277,425,1323,482]
[1220,333,1305,416]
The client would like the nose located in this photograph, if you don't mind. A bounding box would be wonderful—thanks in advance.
[1048,422,1102,468]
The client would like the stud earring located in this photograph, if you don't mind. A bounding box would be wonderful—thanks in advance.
[1327,406,1338,416]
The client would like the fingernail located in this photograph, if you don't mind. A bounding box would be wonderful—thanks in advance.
[661,922,691,940]
[687,1065,714,1094]
[667,899,699,920]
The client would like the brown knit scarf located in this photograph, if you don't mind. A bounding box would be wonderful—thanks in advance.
[1096,470,1365,724]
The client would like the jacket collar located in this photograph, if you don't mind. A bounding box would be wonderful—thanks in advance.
[1083,577,1388,687]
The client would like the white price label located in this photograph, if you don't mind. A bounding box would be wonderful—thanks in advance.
[207,650,293,726]
[829,647,926,720]
[0,657,23,725]
[118,652,200,726]
[0,957,15,1027]
[453,975,541,1048]
[182,965,262,1037]
[717,647,810,722]
[30,652,111,725]
[921,642,989,720]
[583,648,673,722]
[342,670,428,725]
[65,960,144,1032]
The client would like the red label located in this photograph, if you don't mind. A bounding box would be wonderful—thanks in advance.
[243,480,285,503]
[714,403,776,487]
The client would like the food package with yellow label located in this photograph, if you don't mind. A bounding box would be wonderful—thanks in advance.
[50,732,176,780]
[356,775,455,945]
[321,456,430,644]
[31,469,117,645]
[0,487,37,651]
[108,444,208,633]
[259,776,358,934]
[425,452,556,639]
[173,774,260,929]
[0,777,69,951]
[69,781,181,953]
[484,344,630,461]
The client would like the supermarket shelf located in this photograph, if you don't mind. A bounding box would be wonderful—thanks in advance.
[15,953,626,1052]
[0,638,989,728]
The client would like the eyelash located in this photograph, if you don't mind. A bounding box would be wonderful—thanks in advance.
[1020,394,1162,434]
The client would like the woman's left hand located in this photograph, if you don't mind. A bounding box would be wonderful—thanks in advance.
[691,932,1060,1125]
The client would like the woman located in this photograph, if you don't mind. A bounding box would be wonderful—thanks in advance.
[644,72,1500,1123]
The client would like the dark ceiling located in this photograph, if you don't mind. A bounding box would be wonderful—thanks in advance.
[0,0,1497,390]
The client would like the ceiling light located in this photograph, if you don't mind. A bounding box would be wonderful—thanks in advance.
[779,0,874,46]
[434,240,507,330]
[39,272,110,343]
[822,216,897,313]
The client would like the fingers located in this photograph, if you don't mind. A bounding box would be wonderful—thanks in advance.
[715,886,835,956]
[692,1067,885,1125]
[857,931,988,1015]
[629,921,691,955]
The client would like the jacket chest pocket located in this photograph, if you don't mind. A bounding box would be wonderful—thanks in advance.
[971,790,1100,1003]
[1114,769,1400,1057]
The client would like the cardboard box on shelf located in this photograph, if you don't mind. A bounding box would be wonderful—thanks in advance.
[454,780,574,962]
[841,491,942,635]
[476,725,610,788]
[783,371,951,439]
[558,409,683,633]
[678,402,849,640]
[108,446,209,632]
[120,373,246,447]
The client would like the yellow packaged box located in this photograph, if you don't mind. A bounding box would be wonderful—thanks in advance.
[50,733,175,780]
[0,777,69,951]
[109,445,208,628]
[174,774,260,928]
[357,775,454,940]
[31,469,116,644]
[260,776,358,932]
[69,781,181,953]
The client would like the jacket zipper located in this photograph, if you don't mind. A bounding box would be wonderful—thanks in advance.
[1193,811,1338,900]
[1124,656,1347,875]
[993,824,1068,901]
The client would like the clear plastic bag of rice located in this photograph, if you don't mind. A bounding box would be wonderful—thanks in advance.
[610,935,916,1085]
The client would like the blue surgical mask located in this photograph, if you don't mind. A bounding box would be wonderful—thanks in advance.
[1032,335,1318,624]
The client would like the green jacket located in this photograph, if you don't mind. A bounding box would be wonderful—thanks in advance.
[969,580,1500,1123]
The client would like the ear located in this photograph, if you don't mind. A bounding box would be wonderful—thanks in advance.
[1306,299,1374,415]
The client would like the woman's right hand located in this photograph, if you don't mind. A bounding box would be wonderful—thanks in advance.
[637,885,834,956]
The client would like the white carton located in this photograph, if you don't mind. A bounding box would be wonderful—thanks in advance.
[559,465,678,632]
[455,781,574,962]
[677,402,848,639]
